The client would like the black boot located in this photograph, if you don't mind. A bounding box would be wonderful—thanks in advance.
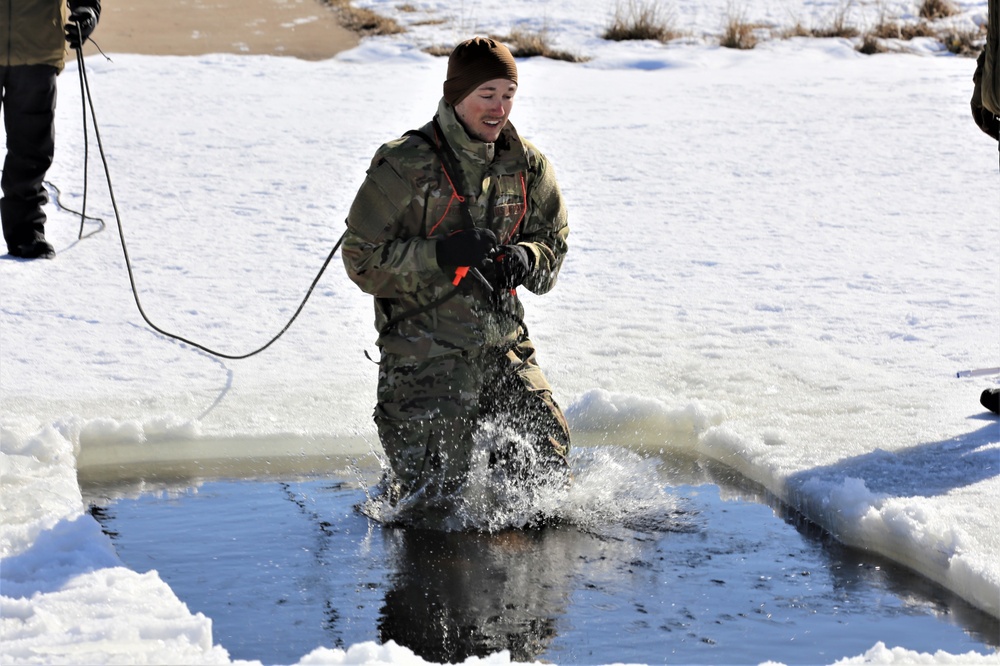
[9,239,55,260]
[981,388,1000,415]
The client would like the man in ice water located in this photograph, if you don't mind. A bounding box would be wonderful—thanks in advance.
[342,37,571,521]
[1,0,101,259]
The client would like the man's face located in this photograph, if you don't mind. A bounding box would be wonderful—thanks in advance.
[454,78,517,143]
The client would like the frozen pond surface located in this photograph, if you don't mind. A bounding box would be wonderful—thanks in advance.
[84,452,999,666]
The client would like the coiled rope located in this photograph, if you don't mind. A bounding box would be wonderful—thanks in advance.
[68,39,345,360]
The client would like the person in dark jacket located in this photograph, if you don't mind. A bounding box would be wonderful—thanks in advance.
[1,0,101,259]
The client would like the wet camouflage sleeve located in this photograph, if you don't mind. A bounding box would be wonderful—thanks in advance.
[341,144,442,299]
[516,149,568,295]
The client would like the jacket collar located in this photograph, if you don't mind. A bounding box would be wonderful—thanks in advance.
[434,99,529,188]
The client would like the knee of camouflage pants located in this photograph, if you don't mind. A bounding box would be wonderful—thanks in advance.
[374,341,573,508]
[374,353,482,501]
[498,339,571,468]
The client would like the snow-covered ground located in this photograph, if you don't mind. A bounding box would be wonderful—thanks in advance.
[2,0,998,663]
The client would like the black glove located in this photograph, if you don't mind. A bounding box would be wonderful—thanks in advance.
[435,228,497,274]
[65,7,98,49]
[491,244,534,290]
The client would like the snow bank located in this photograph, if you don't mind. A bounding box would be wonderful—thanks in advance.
[830,641,1000,665]
[0,426,246,665]
[3,2,999,661]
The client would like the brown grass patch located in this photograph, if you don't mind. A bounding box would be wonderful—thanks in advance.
[856,33,888,54]
[779,22,813,38]
[410,18,448,27]
[496,28,589,62]
[423,29,588,63]
[422,44,451,57]
[720,8,759,49]
[870,18,936,40]
[810,4,860,38]
[321,0,405,37]
[918,0,958,20]
[942,28,983,55]
[870,19,902,39]
[603,0,681,43]
[899,21,938,39]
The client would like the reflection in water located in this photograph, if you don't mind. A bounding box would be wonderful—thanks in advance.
[375,511,688,664]
[368,445,692,661]
[377,527,574,663]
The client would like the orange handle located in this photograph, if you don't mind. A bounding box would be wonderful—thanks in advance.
[452,266,469,286]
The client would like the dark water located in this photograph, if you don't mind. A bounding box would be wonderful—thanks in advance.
[85,450,999,665]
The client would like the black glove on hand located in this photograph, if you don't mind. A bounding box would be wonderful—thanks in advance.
[65,7,98,49]
[492,244,534,290]
[436,228,497,273]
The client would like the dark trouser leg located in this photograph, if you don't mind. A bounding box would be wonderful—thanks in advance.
[1,65,58,253]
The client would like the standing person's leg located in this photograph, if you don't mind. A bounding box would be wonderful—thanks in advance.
[2,64,58,259]
[374,352,484,508]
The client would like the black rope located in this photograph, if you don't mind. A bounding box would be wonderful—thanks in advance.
[43,180,106,239]
[74,26,91,240]
[72,42,345,360]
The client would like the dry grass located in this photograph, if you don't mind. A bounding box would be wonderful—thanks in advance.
[422,44,452,57]
[942,28,983,55]
[603,0,681,43]
[856,1,979,58]
[899,22,938,39]
[867,11,939,40]
[918,0,959,20]
[501,28,586,61]
[720,6,759,49]
[870,19,902,39]
[857,33,889,54]
[811,1,860,38]
[779,22,813,38]
[410,18,448,27]
[424,28,588,63]
[811,23,860,38]
[858,21,979,56]
[321,0,405,37]
[328,0,980,62]
[854,5,891,54]
[775,0,976,57]
[735,0,978,57]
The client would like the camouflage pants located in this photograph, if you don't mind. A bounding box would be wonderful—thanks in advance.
[374,338,570,500]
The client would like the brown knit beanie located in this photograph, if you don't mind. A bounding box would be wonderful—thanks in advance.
[443,37,518,106]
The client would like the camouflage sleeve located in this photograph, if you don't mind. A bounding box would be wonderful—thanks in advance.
[342,152,440,298]
[518,153,569,295]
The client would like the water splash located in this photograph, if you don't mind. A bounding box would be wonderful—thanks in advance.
[557,447,691,533]
[358,424,689,534]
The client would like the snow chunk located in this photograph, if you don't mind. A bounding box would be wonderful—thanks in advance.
[296,640,523,665]
[566,388,723,443]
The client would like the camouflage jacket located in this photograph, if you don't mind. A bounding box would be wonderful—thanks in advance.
[1,0,101,71]
[342,99,569,358]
